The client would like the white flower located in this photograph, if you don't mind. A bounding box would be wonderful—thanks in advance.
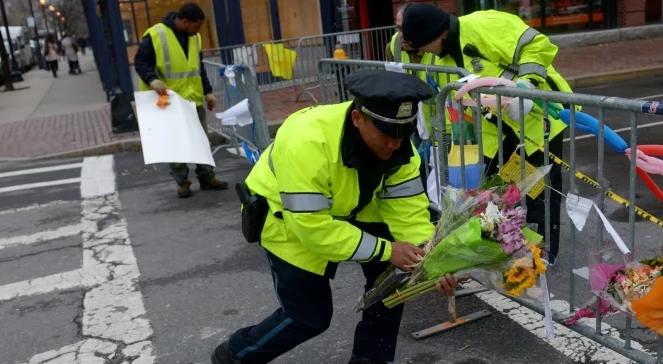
[480,202,502,233]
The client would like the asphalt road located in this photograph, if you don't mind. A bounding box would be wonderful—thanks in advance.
[1,76,662,364]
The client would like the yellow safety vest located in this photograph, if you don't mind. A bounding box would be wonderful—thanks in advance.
[246,102,434,276]
[389,32,450,137]
[455,10,572,156]
[138,23,204,106]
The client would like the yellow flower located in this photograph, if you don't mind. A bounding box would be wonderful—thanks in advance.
[502,244,547,296]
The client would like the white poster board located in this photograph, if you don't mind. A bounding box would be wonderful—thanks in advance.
[134,90,215,167]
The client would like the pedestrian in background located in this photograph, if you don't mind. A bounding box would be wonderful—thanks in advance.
[211,70,459,364]
[60,33,81,75]
[43,34,60,78]
[77,35,87,55]
[402,4,574,265]
[134,2,227,198]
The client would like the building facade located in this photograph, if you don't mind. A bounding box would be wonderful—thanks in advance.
[118,0,663,54]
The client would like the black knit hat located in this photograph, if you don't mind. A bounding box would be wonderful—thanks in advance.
[402,3,450,49]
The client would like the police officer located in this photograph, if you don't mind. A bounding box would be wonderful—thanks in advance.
[211,70,459,364]
[402,4,573,265]
[134,3,227,198]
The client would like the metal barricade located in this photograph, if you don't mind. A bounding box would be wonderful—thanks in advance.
[203,26,395,103]
[203,60,271,161]
[294,26,395,102]
[318,58,663,363]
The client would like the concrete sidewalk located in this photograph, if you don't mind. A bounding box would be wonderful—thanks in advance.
[1,32,663,160]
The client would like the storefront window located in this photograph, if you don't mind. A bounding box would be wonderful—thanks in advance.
[468,0,608,33]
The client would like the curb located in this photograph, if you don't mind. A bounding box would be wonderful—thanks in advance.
[0,138,142,162]
[0,133,229,162]
[567,65,663,88]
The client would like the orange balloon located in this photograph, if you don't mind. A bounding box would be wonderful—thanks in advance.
[631,276,663,335]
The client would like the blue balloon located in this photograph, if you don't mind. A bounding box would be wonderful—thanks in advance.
[558,109,628,153]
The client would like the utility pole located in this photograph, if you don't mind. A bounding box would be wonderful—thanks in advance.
[339,0,350,32]
[0,19,14,90]
[28,0,45,69]
[40,0,50,36]
[0,0,19,71]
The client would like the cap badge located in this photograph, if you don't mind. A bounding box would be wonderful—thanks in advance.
[396,101,413,118]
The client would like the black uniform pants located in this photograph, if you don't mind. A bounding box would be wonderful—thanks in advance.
[484,128,563,261]
[227,252,403,363]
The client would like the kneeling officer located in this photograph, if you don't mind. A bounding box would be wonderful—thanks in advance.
[212,70,459,364]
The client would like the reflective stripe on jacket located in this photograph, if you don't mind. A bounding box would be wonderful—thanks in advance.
[138,23,204,105]
[245,102,434,276]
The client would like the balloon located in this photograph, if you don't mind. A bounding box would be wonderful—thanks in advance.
[558,110,628,153]
[626,145,663,202]
[455,77,516,100]
[625,147,663,176]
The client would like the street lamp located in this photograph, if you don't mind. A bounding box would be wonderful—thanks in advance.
[39,0,50,36]
[28,0,45,69]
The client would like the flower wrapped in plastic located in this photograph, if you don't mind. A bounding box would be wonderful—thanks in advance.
[356,171,551,311]
[565,246,663,335]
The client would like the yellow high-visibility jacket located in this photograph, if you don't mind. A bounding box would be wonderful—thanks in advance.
[448,10,572,156]
[138,23,204,105]
[389,32,454,137]
[246,102,434,276]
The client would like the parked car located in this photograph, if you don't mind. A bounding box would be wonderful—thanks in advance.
[0,26,36,72]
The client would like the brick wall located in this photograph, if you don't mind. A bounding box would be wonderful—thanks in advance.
[619,0,646,26]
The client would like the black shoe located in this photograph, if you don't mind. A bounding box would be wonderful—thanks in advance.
[211,341,241,364]
[348,355,386,364]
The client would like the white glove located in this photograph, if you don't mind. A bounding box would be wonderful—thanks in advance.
[149,79,167,94]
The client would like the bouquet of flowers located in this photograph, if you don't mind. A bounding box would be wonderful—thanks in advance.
[565,251,663,335]
[357,174,549,311]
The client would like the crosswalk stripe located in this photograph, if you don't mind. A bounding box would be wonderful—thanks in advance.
[0,162,82,179]
[0,268,105,302]
[0,223,85,250]
[0,178,81,194]
[0,200,73,215]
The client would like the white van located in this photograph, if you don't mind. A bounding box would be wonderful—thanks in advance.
[0,26,36,71]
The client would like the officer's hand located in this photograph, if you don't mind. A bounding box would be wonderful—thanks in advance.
[205,93,217,111]
[149,79,167,95]
[389,242,424,272]
[435,273,460,296]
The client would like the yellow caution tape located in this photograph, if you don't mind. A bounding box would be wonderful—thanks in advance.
[519,136,663,229]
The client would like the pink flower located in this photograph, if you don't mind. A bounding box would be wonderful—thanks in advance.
[564,298,620,326]
[501,184,522,208]
[476,190,494,205]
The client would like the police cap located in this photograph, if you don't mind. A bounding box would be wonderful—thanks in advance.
[345,70,433,138]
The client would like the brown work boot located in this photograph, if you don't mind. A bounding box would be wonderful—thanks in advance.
[200,177,228,190]
[177,180,193,198]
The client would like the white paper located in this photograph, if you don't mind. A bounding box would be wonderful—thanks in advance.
[457,74,480,83]
[416,101,429,140]
[572,266,590,280]
[216,98,253,126]
[134,90,215,167]
[565,193,593,231]
[384,62,406,73]
[593,204,631,255]
[564,192,630,255]
[539,274,555,340]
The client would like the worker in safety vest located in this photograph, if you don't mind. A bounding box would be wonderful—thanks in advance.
[211,70,459,364]
[403,4,572,265]
[135,3,227,198]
